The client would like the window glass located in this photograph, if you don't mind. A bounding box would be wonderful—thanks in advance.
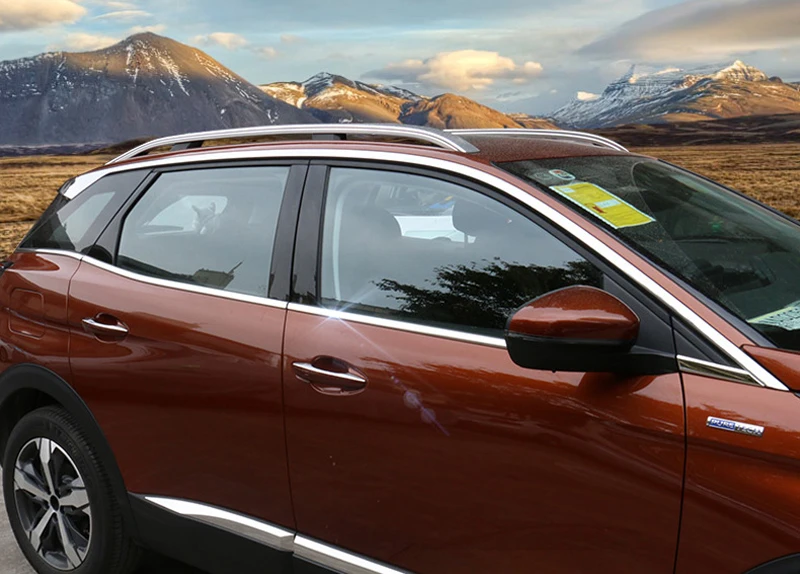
[20,171,145,254]
[501,156,800,351]
[320,167,603,335]
[118,166,289,297]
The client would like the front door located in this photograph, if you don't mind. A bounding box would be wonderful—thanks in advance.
[67,163,302,529]
[283,164,685,573]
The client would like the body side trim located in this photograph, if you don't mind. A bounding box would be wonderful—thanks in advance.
[42,149,787,390]
[144,497,294,551]
[137,496,407,574]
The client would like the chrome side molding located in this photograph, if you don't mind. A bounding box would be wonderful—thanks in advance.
[144,497,294,551]
[142,496,409,573]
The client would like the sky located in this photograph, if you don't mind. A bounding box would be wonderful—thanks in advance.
[0,0,798,115]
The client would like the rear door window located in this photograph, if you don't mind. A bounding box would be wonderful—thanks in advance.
[117,166,290,297]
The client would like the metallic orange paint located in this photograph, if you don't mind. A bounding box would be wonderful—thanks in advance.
[65,259,295,530]
[508,285,639,341]
[677,373,800,573]
[283,309,685,574]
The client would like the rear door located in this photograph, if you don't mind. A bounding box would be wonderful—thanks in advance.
[66,162,306,533]
[282,163,685,573]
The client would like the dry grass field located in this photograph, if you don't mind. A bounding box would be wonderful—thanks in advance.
[0,143,798,257]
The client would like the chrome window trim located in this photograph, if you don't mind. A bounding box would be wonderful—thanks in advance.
[144,497,294,551]
[21,249,287,310]
[141,496,408,573]
[288,303,507,349]
[677,355,760,387]
[44,147,789,391]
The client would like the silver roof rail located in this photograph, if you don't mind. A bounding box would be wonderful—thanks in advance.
[107,123,480,164]
[446,129,628,152]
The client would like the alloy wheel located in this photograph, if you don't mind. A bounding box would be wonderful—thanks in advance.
[13,437,92,571]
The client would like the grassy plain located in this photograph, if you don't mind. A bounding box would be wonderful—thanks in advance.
[0,144,798,256]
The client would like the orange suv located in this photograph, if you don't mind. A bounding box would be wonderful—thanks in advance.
[2,124,800,574]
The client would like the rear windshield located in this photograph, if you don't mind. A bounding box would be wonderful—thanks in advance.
[501,156,800,352]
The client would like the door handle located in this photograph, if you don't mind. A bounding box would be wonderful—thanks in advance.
[293,358,367,395]
[82,315,129,338]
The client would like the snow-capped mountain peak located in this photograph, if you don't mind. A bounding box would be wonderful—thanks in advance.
[551,60,798,128]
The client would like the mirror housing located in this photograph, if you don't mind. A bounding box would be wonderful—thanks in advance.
[505,286,675,375]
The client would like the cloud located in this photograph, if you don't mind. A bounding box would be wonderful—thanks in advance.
[91,0,137,8]
[254,46,279,59]
[93,9,151,21]
[577,91,600,101]
[128,24,166,35]
[0,0,85,31]
[280,34,304,44]
[579,0,800,61]
[366,50,544,91]
[191,32,248,50]
[50,32,119,52]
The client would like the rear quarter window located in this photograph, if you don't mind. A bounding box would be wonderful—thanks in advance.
[20,170,147,256]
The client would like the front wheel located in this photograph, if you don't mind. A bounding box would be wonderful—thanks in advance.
[2,406,141,574]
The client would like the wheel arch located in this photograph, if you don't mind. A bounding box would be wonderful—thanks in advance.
[0,363,139,538]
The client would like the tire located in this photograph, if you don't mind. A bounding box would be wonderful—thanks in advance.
[2,406,141,574]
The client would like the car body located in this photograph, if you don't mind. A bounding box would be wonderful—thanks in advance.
[2,124,800,574]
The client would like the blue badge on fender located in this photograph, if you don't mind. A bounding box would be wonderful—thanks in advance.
[706,416,764,437]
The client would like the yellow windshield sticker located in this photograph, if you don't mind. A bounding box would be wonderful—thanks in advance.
[551,182,655,229]
[751,303,800,331]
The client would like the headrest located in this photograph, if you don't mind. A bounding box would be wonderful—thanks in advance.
[452,199,515,238]
[340,205,402,244]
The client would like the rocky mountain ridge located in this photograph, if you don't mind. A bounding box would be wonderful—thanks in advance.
[552,60,800,128]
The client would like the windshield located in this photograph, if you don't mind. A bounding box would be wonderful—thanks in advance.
[501,155,800,352]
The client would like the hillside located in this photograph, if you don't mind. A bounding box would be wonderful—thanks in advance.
[0,33,315,146]
[261,73,526,129]
[553,61,800,129]
[592,113,800,147]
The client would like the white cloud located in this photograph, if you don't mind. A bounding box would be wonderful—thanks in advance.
[93,9,150,21]
[367,50,544,91]
[49,32,119,52]
[0,0,85,31]
[280,34,304,44]
[577,91,600,101]
[579,0,800,61]
[91,0,137,8]
[128,24,166,34]
[191,32,248,50]
[254,46,279,59]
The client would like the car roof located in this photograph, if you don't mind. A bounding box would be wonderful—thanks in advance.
[99,125,631,171]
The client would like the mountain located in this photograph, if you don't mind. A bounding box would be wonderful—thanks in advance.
[507,113,560,130]
[260,73,527,129]
[552,61,800,129]
[0,33,316,146]
[261,72,421,124]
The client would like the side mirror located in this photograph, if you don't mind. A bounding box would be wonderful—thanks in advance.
[505,285,675,375]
